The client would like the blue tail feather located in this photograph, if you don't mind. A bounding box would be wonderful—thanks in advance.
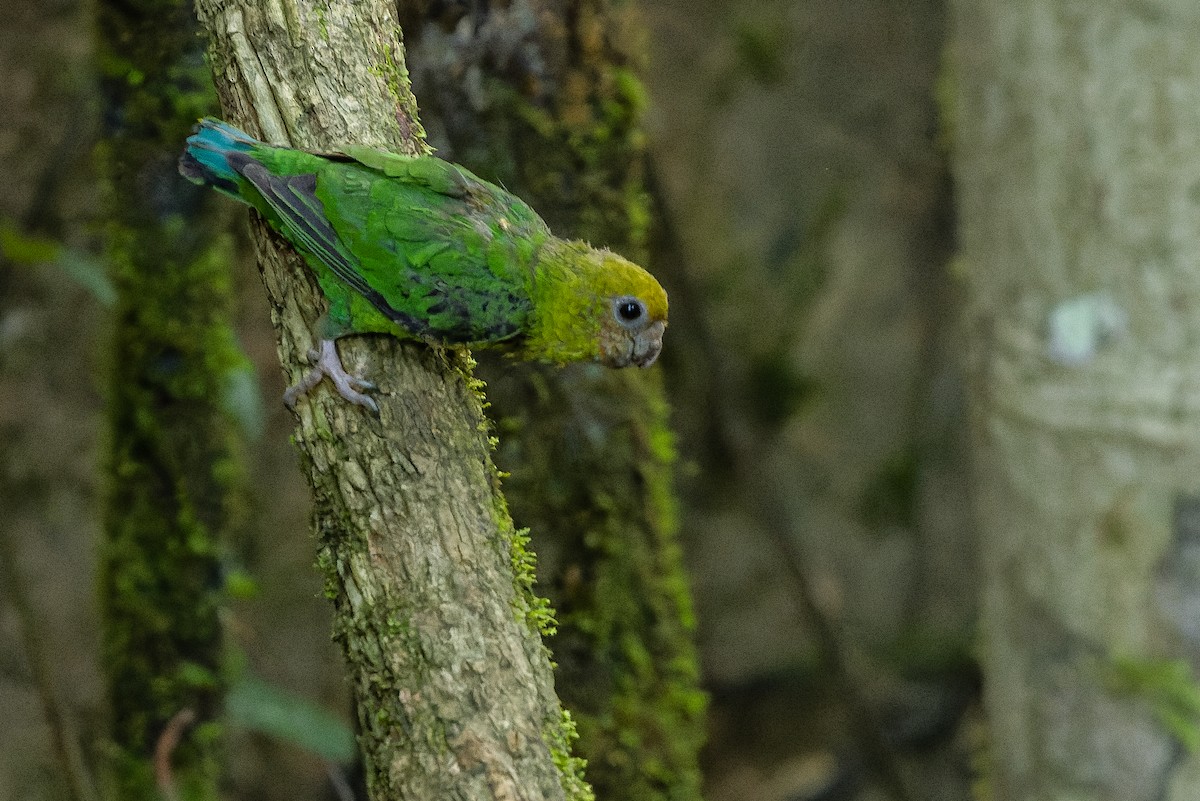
[178,118,263,197]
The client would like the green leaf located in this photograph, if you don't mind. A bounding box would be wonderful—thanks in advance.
[221,363,266,441]
[56,247,117,307]
[0,219,116,306]
[0,220,60,262]
[227,675,357,763]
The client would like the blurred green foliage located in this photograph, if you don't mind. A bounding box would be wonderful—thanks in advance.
[227,676,357,764]
[1107,657,1200,752]
[0,220,116,306]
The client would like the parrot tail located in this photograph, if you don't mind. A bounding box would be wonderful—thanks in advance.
[178,118,262,197]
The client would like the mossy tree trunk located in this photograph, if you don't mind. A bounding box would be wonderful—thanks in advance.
[95,0,241,797]
[951,3,1200,798]
[403,3,707,799]
[190,1,590,798]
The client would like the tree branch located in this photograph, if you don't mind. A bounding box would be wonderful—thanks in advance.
[191,1,587,798]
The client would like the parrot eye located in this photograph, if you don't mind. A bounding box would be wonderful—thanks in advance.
[614,297,646,326]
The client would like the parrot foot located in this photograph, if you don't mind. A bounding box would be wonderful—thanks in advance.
[284,339,378,414]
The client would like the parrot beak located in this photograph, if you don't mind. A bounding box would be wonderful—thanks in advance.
[631,320,666,368]
[599,318,666,368]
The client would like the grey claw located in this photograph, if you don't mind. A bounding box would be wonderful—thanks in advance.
[283,339,379,413]
[283,364,326,409]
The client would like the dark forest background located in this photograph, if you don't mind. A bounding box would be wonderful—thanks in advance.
[7,0,1132,798]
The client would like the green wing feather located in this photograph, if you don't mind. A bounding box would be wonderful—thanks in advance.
[311,150,549,343]
[333,145,472,197]
[235,158,434,336]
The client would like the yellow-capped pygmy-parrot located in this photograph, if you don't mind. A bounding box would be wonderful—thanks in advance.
[179,118,668,413]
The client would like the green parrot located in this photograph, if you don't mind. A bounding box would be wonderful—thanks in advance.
[179,118,668,413]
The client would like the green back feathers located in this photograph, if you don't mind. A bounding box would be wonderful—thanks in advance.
[309,153,547,342]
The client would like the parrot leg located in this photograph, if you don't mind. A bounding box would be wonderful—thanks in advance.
[283,339,378,414]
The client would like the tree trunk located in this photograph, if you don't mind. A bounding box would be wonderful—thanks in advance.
[95,0,239,796]
[952,4,1200,798]
[403,3,706,800]
[190,1,590,798]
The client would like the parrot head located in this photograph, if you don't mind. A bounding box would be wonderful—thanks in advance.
[530,240,669,368]
[594,261,668,368]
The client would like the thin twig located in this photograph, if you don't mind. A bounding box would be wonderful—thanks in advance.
[153,707,197,801]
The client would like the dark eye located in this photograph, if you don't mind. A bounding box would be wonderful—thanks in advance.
[615,298,645,323]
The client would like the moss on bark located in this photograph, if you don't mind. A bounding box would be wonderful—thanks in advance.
[94,0,242,797]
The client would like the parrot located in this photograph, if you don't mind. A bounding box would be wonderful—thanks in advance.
[178,118,668,413]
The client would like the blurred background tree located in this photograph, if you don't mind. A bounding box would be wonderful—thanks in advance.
[14,0,1200,800]
[952,4,1200,799]
[93,0,248,796]
[645,1,973,798]
[0,0,104,795]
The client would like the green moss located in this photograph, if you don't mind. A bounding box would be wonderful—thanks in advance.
[611,67,649,117]
[99,219,245,794]
[96,0,243,796]
[482,366,706,801]
[315,5,329,41]
[546,709,596,801]
[511,526,559,637]
[369,32,429,153]
[459,346,563,643]
[303,450,457,796]
[460,367,598,800]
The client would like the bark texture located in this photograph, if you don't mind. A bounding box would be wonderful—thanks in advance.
[191,1,587,798]
[952,4,1200,799]
[95,0,239,796]
[403,3,706,800]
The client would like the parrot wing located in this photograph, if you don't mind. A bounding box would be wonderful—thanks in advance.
[311,150,550,344]
[236,159,435,337]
